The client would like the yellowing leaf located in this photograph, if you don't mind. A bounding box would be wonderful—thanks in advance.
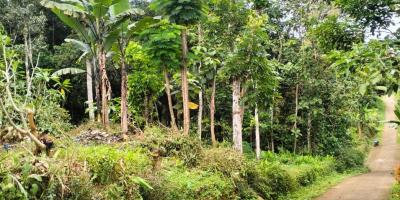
[188,102,199,110]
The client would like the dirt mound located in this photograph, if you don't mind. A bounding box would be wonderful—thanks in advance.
[74,129,124,144]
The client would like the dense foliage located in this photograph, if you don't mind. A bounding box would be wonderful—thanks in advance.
[1,0,399,199]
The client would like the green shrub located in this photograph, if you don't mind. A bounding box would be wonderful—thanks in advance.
[334,147,365,172]
[145,169,236,200]
[248,162,296,200]
[76,145,151,184]
[136,127,203,168]
[199,147,245,175]
[36,101,73,135]
[391,183,400,200]
[199,148,258,199]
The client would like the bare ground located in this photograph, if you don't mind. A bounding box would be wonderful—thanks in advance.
[316,96,400,200]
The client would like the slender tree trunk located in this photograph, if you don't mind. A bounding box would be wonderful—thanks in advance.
[181,28,190,136]
[163,66,178,131]
[121,59,128,134]
[210,76,217,147]
[307,111,312,153]
[293,83,299,153]
[255,106,260,160]
[86,58,95,121]
[198,88,203,139]
[98,48,110,128]
[144,94,149,127]
[232,78,242,153]
[23,34,30,93]
[270,104,275,152]
[197,24,203,140]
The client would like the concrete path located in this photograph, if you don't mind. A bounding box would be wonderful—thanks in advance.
[316,96,400,200]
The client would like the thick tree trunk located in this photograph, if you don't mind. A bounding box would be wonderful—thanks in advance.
[93,58,101,122]
[232,78,242,153]
[86,58,95,121]
[255,106,260,160]
[210,76,217,147]
[163,67,178,131]
[98,49,110,128]
[307,111,312,153]
[181,28,190,136]
[121,60,128,134]
[293,83,299,153]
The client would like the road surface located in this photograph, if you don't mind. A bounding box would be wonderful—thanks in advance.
[316,96,400,200]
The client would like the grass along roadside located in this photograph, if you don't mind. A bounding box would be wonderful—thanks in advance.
[281,168,367,200]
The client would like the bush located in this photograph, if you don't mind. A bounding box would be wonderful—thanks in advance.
[136,127,203,168]
[36,101,73,135]
[391,183,400,200]
[76,145,151,184]
[334,147,365,172]
[248,162,296,200]
[199,148,258,199]
[145,169,236,200]
[199,147,245,175]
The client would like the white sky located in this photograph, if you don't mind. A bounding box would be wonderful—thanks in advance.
[366,16,400,41]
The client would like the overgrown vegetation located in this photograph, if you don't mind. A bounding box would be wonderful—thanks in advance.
[1,0,399,199]
[0,126,372,199]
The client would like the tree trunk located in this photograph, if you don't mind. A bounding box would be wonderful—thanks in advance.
[198,88,203,139]
[293,83,299,153]
[307,111,312,153]
[270,104,275,152]
[93,58,101,122]
[181,28,190,136]
[255,106,260,160]
[197,24,203,140]
[163,66,178,131]
[121,60,128,134]
[144,94,149,127]
[86,58,95,121]
[98,48,110,128]
[210,76,217,147]
[232,78,242,153]
[23,34,30,94]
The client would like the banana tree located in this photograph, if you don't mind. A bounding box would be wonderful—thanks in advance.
[53,38,95,121]
[41,0,142,128]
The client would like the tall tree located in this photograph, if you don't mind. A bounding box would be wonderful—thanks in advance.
[41,0,139,128]
[140,20,181,131]
[150,0,207,135]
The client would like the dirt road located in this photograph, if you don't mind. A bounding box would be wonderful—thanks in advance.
[316,96,400,200]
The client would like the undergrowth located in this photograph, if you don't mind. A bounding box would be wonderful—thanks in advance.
[0,126,369,200]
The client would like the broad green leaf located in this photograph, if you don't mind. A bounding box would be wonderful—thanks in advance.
[28,174,43,182]
[359,84,367,95]
[51,8,89,43]
[65,39,91,53]
[375,86,387,92]
[52,68,86,77]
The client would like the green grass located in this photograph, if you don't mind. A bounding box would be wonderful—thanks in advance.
[376,97,386,140]
[280,168,367,200]
[391,183,400,200]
